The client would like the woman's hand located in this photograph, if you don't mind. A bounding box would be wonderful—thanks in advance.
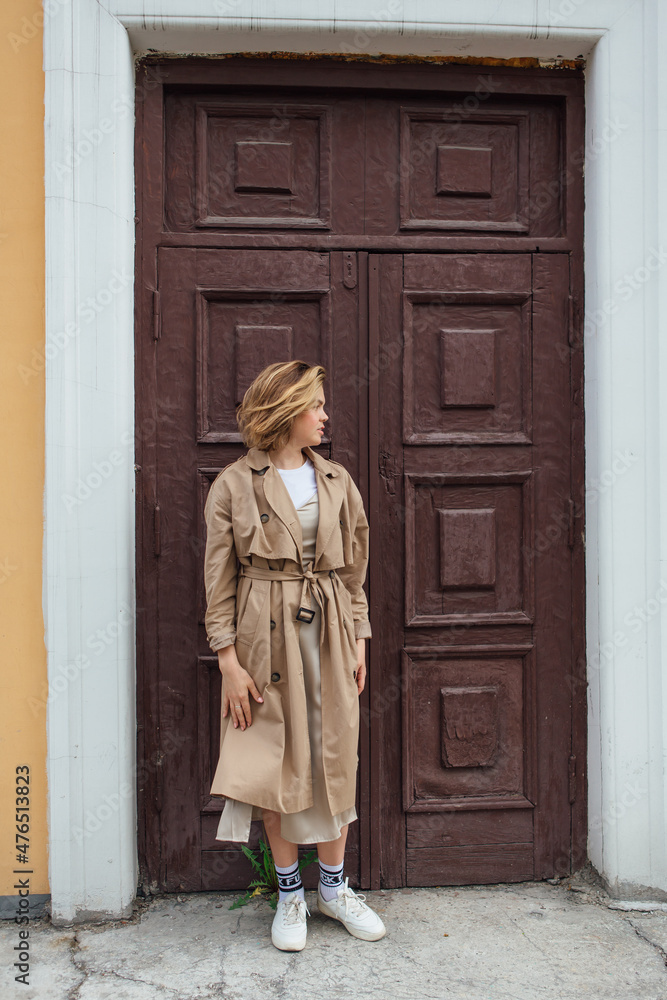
[217,645,263,731]
[355,638,367,695]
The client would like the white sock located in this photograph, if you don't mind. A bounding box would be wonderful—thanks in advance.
[275,861,305,902]
[318,859,344,901]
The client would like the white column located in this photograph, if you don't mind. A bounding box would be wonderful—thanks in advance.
[44,0,137,923]
[584,0,667,900]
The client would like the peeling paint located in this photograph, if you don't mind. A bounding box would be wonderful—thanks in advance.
[140,50,585,71]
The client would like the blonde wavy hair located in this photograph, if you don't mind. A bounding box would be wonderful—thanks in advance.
[237,361,327,452]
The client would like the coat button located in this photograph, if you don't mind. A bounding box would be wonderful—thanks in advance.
[260,513,269,522]
[329,569,335,578]
[257,468,268,476]
[271,672,281,682]
[340,519,344,525]
[270,619,276,629]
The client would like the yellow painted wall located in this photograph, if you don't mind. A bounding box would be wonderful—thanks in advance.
[0,2,47,901]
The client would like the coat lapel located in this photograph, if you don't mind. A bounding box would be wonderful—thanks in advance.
[246,446,343,567]
[302,447,344,569]
[262,465,303,557]
[245,448,302,557]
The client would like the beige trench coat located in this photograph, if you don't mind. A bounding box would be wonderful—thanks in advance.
[203,445,372,816]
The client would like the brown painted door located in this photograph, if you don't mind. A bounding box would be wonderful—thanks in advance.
[135,57,585,894]
[151,247,367,891]
[369,252,573,886]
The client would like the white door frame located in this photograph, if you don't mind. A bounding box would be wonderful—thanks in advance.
[44,0,667,921]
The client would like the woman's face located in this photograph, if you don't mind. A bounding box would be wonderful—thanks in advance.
[290,389,328,449]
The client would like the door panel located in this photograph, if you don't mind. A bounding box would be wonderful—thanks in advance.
[370,253,572,886]
[364,97,563,238]
[164,91,365,235]
[153,248,366,890]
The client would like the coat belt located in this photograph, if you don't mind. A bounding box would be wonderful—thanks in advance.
[238,562,335,644]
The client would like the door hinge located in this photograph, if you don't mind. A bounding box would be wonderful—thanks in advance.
[152,289,161,341]
[567,497,576,548]
[154,503,161,556]
[343,252,357,289]
[568,754,577,803]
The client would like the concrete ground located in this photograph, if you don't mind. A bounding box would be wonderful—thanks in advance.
[2,866,667,1000]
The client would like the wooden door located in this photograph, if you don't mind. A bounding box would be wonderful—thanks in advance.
[370,252,574,885]
[135,56,586,894]
[149,247,368,891]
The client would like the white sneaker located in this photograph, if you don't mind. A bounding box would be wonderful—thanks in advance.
[271,892,309,951]
[317,877,386,941]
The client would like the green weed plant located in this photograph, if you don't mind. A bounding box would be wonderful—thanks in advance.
[229,837,317,910]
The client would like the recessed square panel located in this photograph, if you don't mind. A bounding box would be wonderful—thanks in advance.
[196,292,329,442]
[441,329,496,408]
[404,293,531,444]
[402,647,535,810]
[400,110,529,231]
[405,473,534,625]
[441,686,498,767]
[439,508,496,589]
[234,141,293,193]
[196,103,331,228]
[436,145,492,196]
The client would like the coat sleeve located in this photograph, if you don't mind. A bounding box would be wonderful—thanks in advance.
[203,477,239,652]
[336,484,372,640]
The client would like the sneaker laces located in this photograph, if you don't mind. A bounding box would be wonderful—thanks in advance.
[337,878,370,919]
[282,894,310,925]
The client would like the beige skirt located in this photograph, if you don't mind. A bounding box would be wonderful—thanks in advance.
[214,491,357,845]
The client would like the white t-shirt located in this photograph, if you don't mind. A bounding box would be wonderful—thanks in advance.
[276,456,318,509]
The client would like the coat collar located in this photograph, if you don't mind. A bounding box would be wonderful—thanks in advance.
[245,446,341,478]
[245,446,343,567]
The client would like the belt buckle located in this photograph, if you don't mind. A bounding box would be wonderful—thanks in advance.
[296,606,315,623]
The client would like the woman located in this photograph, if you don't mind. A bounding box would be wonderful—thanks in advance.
[203,360,386,951]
